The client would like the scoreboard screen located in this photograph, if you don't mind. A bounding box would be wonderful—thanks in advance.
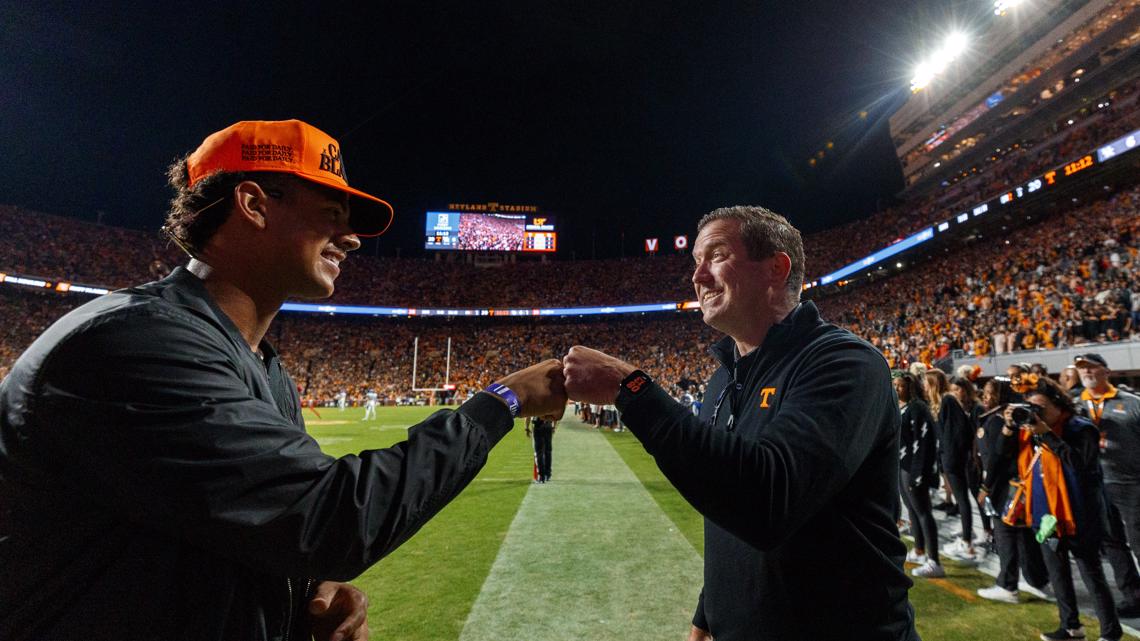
[424,212,557,252]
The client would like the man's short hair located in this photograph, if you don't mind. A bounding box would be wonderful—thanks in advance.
[697,205,805,303]
[163,155,297,258]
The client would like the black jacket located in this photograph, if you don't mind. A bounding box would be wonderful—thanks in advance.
[982,412,1020,510]
[899,400,939,489]
[1034,415,1105,544]
[0,268,513,641]
[616,302,917,641]
[937,395,973,472]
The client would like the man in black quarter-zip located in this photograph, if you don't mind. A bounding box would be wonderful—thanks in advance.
[0,120,567,641]
[563,206,917,641]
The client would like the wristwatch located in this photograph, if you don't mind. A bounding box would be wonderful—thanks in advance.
[620,370,653,396]
[484,382,521,417]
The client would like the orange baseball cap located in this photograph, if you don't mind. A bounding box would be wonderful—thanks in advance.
[186,119,394,236]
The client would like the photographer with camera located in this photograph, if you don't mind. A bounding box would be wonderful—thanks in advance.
[976,377,1050,604]
[1009,378,1121,641]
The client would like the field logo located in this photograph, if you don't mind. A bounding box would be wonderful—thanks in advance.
[759,387,777,408]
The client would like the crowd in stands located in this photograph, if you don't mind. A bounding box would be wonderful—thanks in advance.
[456,214,525,251]
[2,178,1139,398]
[3,101,1140,397]
[821,183,1140,373]
[273,312,717,406]
[0,205,179,290]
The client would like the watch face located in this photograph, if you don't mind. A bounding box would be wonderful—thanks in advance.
[623,372,650,394]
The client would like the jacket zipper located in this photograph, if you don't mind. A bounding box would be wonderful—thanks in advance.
[283,578,293,641]
[283,578,314,641]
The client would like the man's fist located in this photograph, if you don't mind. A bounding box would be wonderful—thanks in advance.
[562,345,638,405]
[495,358,568,418]
[307,581,369,641]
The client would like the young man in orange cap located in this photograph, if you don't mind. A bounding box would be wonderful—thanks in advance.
[0,120,566,641]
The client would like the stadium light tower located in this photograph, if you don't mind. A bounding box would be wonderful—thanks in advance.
[910,31,971,92]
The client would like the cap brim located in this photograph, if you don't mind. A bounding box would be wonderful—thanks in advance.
[1073,356,1106,367]
[285,170,395,237]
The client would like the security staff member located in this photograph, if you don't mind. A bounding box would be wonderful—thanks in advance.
[1075,353,1140,617]
[526,416,557,483]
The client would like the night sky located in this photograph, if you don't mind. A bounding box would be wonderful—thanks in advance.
[1,1,965,258]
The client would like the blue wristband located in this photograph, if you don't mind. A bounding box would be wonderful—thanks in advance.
[484,383,521,417]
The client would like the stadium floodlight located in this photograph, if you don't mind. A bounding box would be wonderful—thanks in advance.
[910,32,970,92]
[941,32,969,60]
[994,0,1026,16]
[911,62,935,91]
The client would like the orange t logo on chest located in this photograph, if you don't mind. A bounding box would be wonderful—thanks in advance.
[760,387,777,408]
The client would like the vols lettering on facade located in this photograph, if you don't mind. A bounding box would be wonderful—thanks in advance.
[760,387,777,408]
[319,143,346,180]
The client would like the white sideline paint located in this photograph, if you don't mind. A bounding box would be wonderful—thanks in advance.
[458,425,703,641]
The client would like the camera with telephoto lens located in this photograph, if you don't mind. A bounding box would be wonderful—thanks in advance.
[1008,402,1041,426]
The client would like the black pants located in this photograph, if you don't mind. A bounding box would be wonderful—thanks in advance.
[945,467,974,544]
[901,471,939,563]
[533,428,553,480]
[1041,537,1122,639]
[1103,482,1140,604]
[994,519,1048,591]
[965,459,993,533]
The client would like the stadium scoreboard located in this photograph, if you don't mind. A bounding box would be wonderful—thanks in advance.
[424,207,557,252]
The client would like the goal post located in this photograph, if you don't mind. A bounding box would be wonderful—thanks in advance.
[410,336,453,393]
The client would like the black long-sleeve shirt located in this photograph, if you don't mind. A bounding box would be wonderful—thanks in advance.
[0,267,513,641]
[616,301,917,641]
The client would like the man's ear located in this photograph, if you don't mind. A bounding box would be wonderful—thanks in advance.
[770,251,792,285]
[233,181,270,231]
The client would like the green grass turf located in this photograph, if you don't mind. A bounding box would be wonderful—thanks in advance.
[456,423,702,641]
[600,428,1137,641]
[305,405,534,641]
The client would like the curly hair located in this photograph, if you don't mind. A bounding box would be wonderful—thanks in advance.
[162,154,295,258]
[1027,377,1077,415]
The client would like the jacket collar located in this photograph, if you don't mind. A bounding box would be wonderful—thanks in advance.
[709,300,822,371]
[1080,384,1118,403]
[146,267,280,361]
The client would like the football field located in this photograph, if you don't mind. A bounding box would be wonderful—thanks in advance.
[307,406,1136,641]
